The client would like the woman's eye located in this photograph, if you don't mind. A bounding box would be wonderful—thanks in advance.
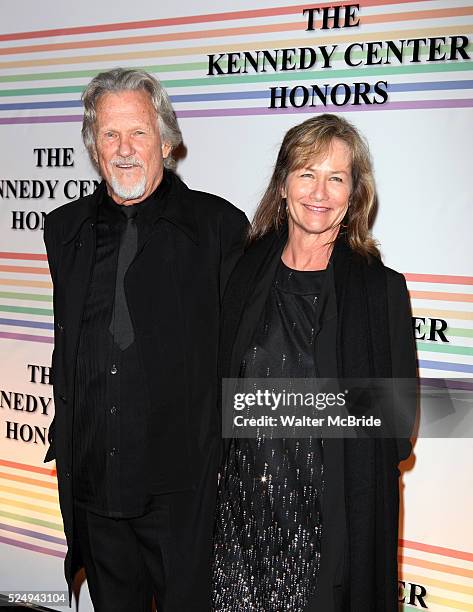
[330,176,343,182]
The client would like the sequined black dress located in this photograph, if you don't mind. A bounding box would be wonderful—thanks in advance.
[213,261,326,611]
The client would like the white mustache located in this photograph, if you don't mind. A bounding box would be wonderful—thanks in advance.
[110,157,144,168]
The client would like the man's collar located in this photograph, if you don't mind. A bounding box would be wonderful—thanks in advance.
[144,169,199,245]
[62,170,199,245]
[62,182,106,244]
[102,169,171,222]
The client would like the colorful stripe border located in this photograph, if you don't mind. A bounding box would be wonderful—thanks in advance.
[0,0,439,43]
[0,0,471,128]
[1,98,472,125]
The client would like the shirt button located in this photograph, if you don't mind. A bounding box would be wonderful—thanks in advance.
[110,364,118,375]
[110,448,119,456]
[110,406,117,415]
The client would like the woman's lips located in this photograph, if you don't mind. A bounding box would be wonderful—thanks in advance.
[303,204,330,212]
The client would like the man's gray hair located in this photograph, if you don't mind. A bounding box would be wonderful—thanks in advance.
[82,68,182,170]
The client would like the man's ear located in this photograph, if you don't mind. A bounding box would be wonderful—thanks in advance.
[162,142,172,159]
[92,145,99,167]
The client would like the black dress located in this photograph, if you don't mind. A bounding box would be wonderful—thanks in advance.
[213,261,326,611]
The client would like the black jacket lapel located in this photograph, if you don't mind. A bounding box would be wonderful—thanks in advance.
[59,188,103,388]
[222,229,285,377]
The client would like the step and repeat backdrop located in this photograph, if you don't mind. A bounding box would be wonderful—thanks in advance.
[0,0,472,610]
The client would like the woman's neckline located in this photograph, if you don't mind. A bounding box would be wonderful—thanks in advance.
[279,259,327,274]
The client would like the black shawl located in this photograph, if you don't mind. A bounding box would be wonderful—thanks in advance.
[219,228,417,611]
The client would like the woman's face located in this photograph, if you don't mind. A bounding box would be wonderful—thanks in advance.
[282,137,353,240]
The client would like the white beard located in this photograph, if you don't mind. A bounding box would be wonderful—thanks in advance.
[110,173,146,201]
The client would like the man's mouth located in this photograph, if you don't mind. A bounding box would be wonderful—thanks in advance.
[111,157,144,170]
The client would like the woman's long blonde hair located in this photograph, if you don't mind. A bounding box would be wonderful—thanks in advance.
[249,114,379,258]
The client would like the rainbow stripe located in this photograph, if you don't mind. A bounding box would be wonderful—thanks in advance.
[0,459,65,559]
[399,539,473,610]
[0,252,53,343]
[406,272,473,378]
[0,0,455,42]
[0,0,471,122]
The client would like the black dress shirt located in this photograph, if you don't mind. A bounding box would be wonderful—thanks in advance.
[73,174,170,518]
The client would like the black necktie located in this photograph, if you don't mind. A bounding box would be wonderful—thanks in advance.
[109,206,137,350]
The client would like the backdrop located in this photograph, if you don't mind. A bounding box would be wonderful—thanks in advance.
[0,1,472,610]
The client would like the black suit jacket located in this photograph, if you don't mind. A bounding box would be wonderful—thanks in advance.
[43,171,248,592]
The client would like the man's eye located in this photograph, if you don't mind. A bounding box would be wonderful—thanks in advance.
[135,130,146,135]
[104,132,116,138]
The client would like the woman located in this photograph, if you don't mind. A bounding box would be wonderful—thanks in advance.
[213,114,417,611]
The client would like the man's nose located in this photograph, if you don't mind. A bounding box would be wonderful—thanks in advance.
[118,135,134,158]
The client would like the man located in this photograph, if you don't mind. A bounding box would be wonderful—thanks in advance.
[43,68,248,611]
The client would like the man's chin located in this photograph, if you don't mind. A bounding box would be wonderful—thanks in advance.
[109,178,147,202]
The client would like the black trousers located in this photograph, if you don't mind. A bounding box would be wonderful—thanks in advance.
[74,446,219,612]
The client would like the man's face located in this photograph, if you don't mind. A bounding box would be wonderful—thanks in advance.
[94,90,171,205]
